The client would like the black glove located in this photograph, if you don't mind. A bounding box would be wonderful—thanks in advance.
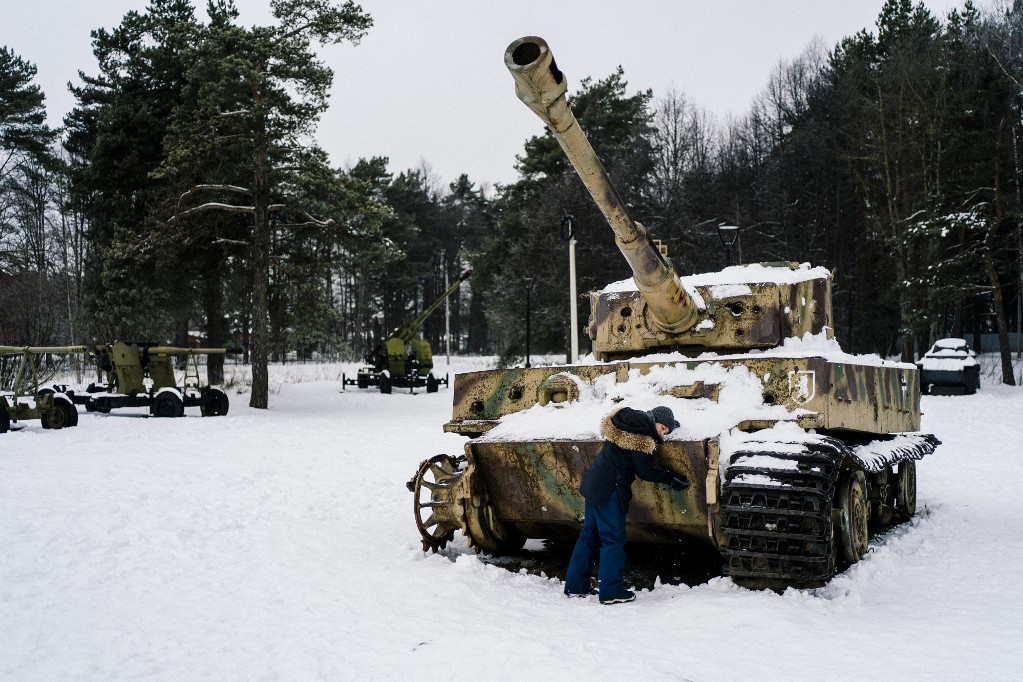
[668,472,690,492]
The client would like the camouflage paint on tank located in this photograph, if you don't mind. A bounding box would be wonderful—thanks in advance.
[439,353,920,546]
[446,364,623,434]
[408,37,938,573]
[445,355,921,437]
[466,436,713,543]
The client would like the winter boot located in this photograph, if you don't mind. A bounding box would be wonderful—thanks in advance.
[600,590,636,605]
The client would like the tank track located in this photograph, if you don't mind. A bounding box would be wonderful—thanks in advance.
[719,436,848,588]
[719,433,941,588]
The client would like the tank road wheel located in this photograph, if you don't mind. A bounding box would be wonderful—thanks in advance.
[837,470,869,565]
[408,454,467,552]
[153,391,184,418]
[895,460,917,520]
[870,467,895,530]
[200,388,230,417]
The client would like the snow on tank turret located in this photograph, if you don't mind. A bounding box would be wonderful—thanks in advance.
[406,37,939,589]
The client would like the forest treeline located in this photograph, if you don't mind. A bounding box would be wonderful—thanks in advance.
[1,0,1022,407]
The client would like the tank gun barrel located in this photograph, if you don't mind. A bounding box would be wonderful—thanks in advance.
[504,36,698,333]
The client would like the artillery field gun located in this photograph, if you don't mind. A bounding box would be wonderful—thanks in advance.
[0,346,84,433]
[344,269,472,394]
[406,37,940,590]
[75,341,229,417]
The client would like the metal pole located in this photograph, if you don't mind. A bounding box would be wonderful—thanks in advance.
[559,213,579,363]
[524,278,534,368]
[444,264,451,365]
[569,237,578,363]
[718,224,739,268]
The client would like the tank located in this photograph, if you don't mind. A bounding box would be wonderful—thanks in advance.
[406,37,940,589]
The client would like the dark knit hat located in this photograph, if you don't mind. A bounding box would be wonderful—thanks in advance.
[647,405,679,432]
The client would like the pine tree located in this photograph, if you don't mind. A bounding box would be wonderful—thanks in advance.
[158,0,372,408]
[64,0,200,341]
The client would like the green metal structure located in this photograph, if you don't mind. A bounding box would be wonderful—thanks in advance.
[75,341,229,418]
[344,268,472,394]
[0,346,85,433]
[406,37,941,590]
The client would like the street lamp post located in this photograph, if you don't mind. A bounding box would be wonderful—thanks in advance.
[559,213,579,363]
[523,277,535,368]
[717,224,740,266]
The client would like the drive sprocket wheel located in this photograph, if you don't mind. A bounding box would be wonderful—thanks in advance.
[408,454,467,552]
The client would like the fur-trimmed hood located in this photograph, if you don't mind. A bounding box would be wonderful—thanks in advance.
[600,411,657,454]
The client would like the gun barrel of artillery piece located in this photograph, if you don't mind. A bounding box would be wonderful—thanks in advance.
[504,36,698,333]
[146,346,227,355]
[388,268,473,344]
[0,345,87,355]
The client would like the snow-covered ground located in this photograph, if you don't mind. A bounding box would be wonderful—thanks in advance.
[2,354,1022,680]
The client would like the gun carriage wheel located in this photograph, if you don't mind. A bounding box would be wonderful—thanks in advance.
[153,391,184,418]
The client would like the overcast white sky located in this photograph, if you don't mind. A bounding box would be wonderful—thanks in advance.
[5,0,972,190]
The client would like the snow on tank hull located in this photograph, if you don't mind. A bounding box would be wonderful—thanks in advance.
[409,352,939,588]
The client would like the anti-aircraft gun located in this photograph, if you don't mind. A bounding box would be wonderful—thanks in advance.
[405,37,940,590]
[76,341,229,418]
[0,346,85,433]
[344,268,472,394]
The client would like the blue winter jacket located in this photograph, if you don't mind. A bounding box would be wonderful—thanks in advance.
[579,407,674,511]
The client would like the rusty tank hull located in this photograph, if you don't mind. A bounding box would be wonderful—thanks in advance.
[407,37,939,590]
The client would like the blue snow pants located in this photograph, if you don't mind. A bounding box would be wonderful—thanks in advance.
[563,489,628,600]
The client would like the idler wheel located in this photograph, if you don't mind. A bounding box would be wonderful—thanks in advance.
[837,470,869,564]
[409,454,467,552]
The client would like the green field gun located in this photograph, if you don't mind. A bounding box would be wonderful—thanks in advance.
[77,341,230,418]
[343,268,472,394]
[0,345,86,433]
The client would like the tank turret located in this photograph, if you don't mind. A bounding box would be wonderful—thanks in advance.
[506,36,831,361]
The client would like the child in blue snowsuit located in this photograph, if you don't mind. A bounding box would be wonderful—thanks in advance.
[563,405,688,604]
